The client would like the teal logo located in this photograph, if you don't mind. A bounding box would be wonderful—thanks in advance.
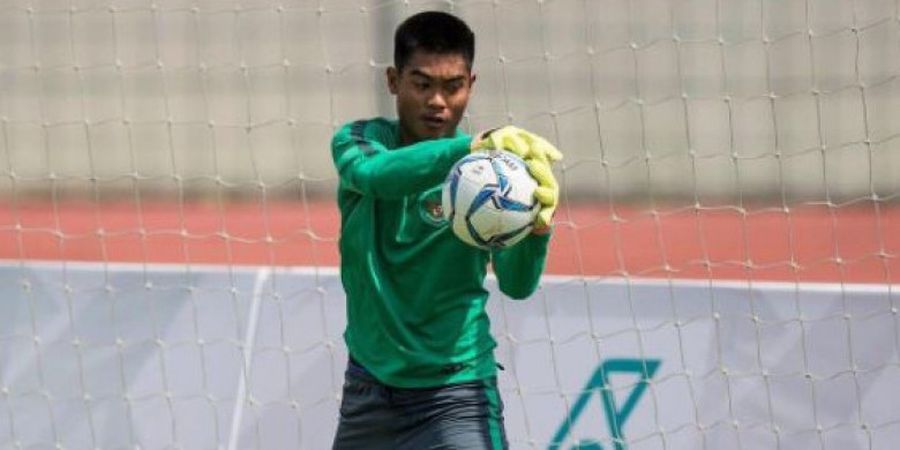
[549,358,661,450]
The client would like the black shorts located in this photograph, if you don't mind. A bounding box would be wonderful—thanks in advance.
[332,358,509,450]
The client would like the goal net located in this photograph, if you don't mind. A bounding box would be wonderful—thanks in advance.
[1,0,898,449]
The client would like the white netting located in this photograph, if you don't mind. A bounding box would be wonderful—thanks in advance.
[1,0,899,449]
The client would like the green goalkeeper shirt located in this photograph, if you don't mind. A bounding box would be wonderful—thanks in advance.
[332,118,551,388]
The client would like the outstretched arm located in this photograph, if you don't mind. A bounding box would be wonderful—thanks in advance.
[332,119,471,199]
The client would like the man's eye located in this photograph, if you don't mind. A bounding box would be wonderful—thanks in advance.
[414,81,430,90]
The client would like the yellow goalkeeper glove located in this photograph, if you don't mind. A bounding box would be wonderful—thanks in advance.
[471,126,563,230]
[527,157,559,230]
[471,126,564,164]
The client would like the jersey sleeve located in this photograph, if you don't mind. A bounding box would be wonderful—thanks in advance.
[332,119,472,199]
[490,232,552,299]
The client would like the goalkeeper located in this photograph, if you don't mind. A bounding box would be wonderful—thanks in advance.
[331,11,563,450]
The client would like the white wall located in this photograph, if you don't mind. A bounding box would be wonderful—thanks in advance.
[2,261,898,449]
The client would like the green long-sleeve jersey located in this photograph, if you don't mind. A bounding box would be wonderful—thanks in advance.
[331,118,551,388]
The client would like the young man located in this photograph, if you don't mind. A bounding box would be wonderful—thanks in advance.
[330,11,563,450]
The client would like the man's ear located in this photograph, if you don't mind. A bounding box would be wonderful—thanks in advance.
[387,67,400,95]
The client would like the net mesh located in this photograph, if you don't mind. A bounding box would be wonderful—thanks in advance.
[1,0,899,449]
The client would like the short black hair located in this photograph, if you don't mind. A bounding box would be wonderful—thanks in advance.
[394,11,475,71]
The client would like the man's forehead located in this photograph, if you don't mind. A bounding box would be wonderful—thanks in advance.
[402,51,471,78]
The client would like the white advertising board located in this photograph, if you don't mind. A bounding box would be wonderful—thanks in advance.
[1,262,898,449]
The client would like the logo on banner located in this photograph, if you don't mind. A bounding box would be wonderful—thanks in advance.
[548,358,662,450]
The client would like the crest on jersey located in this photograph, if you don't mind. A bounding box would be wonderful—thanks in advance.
[419,188,448,226]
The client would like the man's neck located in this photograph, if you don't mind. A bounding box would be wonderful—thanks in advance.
[398,128,417,147]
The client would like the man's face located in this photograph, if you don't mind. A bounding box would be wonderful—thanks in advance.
[387,51,475,144]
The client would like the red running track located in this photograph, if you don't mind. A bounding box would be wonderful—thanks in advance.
[2,200,898,284]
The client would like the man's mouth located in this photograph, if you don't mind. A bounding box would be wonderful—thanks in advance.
[422,116,447,129]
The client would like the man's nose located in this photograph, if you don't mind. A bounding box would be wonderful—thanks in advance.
[427,91,447,108]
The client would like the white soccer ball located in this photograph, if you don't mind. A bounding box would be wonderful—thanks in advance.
[442,150,539,250]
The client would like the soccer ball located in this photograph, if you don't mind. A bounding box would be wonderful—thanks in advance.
[442,150,539,249]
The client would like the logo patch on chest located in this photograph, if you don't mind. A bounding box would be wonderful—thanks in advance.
[418,189,448,226]
[425,200,443,220]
